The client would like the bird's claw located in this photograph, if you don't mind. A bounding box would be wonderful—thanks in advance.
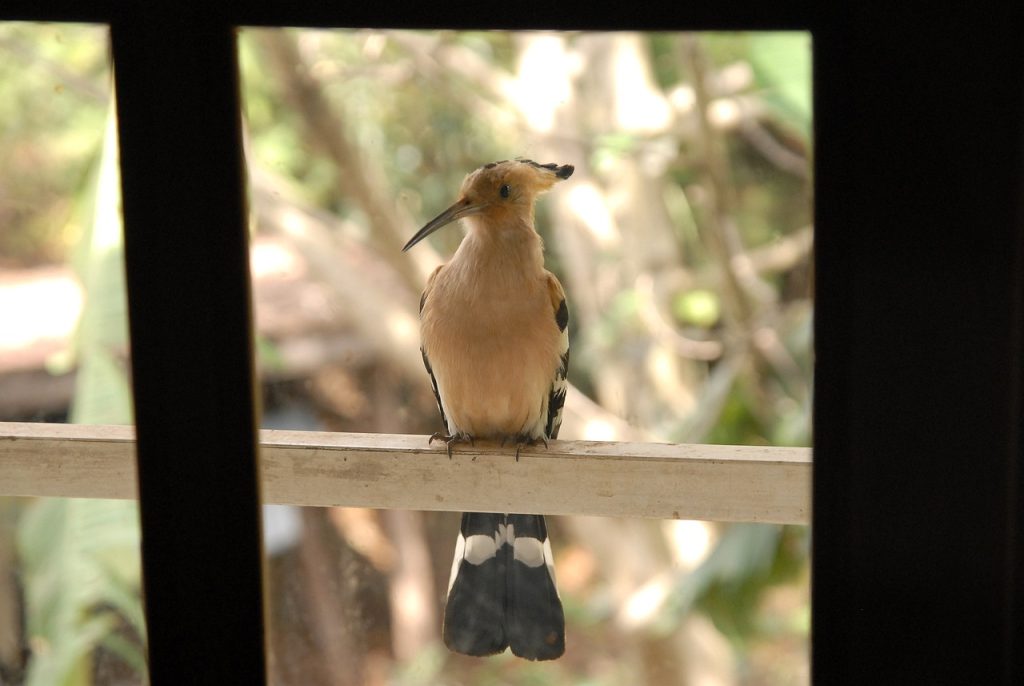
[432,433,547,461]
[429,432,473,459]
[513,435,548,462]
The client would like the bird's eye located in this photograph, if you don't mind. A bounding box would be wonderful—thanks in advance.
[499,184,511,199]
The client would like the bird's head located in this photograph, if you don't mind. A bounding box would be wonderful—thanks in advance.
[402,159,574,252]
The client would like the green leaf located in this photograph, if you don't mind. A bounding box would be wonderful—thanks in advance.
[672,289,721,328]
[69,102,131,426]
[18,100,146,686]
[748,33,812,138]
[663,524,784,639]
[18,499,142,686]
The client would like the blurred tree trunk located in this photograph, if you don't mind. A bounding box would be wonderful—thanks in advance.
[513,32,710,434]
[251,29,436,292]
[380,510,439,662]
[294,508,367,686]
[511,32,736,684]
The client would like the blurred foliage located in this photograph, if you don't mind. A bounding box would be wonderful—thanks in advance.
[664,525,807,642]
[2,23,811,686]
[674,289,721,328]
[746,34,812,138]
[18,500,142,685]
[237,28,813,686]
[0,23,109,266]
[14,99,145,684]
[238,30,512,232]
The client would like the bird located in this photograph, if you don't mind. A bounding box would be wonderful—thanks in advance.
[402,158,573,661]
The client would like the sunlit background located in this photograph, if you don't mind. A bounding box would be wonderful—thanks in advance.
[0,24,811,685]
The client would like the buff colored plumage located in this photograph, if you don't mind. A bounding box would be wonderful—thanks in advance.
[402,159,573,661]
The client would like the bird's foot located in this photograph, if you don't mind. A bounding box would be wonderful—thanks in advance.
[504,435,548,462]
[429,432,474,459]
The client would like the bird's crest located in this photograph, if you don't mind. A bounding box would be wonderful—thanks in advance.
[467,159,574,198]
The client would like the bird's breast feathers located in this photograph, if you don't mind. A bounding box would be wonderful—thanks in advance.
[421,270,562,439]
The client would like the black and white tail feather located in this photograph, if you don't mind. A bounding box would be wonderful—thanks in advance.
[443,513,564,660]
[435,297,569,661]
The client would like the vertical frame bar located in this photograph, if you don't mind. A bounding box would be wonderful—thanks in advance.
[111,11,267,684]
[813,7,1024,684]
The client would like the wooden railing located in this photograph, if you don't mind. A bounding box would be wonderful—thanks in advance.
[0,422,810,524]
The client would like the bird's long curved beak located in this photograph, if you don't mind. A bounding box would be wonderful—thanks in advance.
[402,198,484,252]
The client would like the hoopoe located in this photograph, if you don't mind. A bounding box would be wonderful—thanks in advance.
[402,159,573,661]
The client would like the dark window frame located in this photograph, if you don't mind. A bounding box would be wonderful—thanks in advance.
[1,4,1021,684]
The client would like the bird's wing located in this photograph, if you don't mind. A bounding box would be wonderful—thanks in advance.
[420,266,449,434]
[505,274,568,659]
[544,273,570,440]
